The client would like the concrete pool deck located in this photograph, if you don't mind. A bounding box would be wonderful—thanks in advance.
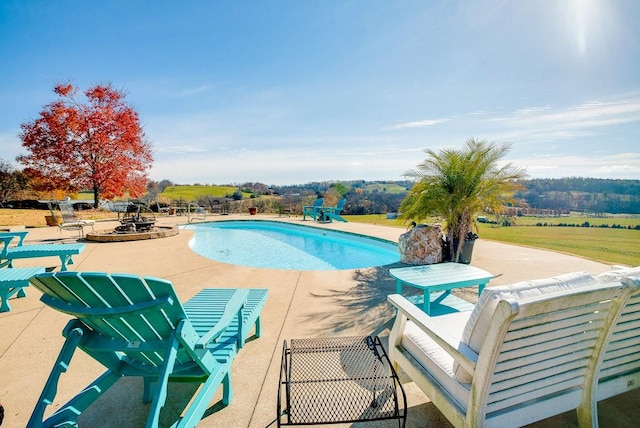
[1,214,638,427]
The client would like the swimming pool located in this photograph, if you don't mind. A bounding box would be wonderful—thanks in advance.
[183,220,399,270]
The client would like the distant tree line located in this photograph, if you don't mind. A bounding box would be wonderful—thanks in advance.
[533,221,640,230]
[4,170,640,216]
[271,180,412,215]
[271,178,640,215]
[515,178,640,214]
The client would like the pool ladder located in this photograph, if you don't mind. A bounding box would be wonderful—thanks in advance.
[187,203,207,223]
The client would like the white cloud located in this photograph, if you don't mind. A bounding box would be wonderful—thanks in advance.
[386,118,449,130]
[513,105,553,116]
[451,98,640,156]
[512,153,640,179]
[150,144,419,185]
[145,93,640,184]
[493,99,640,129]
[468,110,496,116]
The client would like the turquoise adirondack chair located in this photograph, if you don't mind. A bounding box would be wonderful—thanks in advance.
[323,198,347,222]
[27,271,268,428]
[302,198,324,220]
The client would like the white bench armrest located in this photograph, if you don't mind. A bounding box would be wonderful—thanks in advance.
[388,293,477,376]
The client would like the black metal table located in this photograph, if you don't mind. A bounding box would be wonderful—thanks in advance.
[278,336,406,427]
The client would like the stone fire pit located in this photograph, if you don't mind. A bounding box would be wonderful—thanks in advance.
[86,225,179,242]
[86,204,179,242]
[118,205,157,232]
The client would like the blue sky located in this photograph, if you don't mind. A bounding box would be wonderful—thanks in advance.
[1,0,639,185]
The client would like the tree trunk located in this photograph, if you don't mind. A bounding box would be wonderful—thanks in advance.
[93,185,100,209]
[453,235,463,263]
[447,230,458,262]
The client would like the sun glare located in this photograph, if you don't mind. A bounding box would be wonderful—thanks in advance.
[565,0,608,57]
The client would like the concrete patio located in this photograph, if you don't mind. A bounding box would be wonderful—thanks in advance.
[1,214,638,427]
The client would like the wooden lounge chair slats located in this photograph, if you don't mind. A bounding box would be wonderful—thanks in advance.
[183,288,268,353]
[27,271,268,428]
[0,231,85,270]
[0,266,45,312]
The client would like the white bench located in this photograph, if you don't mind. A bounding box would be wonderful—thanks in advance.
[593,267,640,403]
[388,270,640,427]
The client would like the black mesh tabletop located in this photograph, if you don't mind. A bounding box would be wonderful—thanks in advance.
[278,336,406,427]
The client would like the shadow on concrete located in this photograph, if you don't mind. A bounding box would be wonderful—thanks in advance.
[77,375,228,426]
[302,262,420,336]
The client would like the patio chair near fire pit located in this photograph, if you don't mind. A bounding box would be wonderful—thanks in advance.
[27,271,268,428]
[100,199,133,220]
[48,200,95,238]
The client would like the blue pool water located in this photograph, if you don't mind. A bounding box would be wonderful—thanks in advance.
[183,220,399,270]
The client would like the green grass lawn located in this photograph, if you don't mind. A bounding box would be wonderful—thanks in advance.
[362,183,408,194]
[477,224,639,267]
[511,215,639,228]
[158,185,251,200]
[344,214,640,267]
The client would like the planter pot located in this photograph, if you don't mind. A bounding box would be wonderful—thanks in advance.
[456,239,476,264]
[45,215,59,227]
[443,238,476,264]
[249,207,257,215]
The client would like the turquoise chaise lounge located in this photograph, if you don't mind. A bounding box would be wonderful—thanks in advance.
[27,271,268,428]
[0,266,45,312]
[302,198,324,221]
[0,231,85,270]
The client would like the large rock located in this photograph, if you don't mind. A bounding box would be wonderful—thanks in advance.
[398,224,444,265]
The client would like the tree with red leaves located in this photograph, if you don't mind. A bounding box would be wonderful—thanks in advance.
[18,83,153,208]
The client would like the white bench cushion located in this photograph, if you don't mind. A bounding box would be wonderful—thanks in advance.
[454,271,599,382]
[402,311,471,410]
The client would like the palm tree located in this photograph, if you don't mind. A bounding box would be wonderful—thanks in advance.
[400,138,527,262]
